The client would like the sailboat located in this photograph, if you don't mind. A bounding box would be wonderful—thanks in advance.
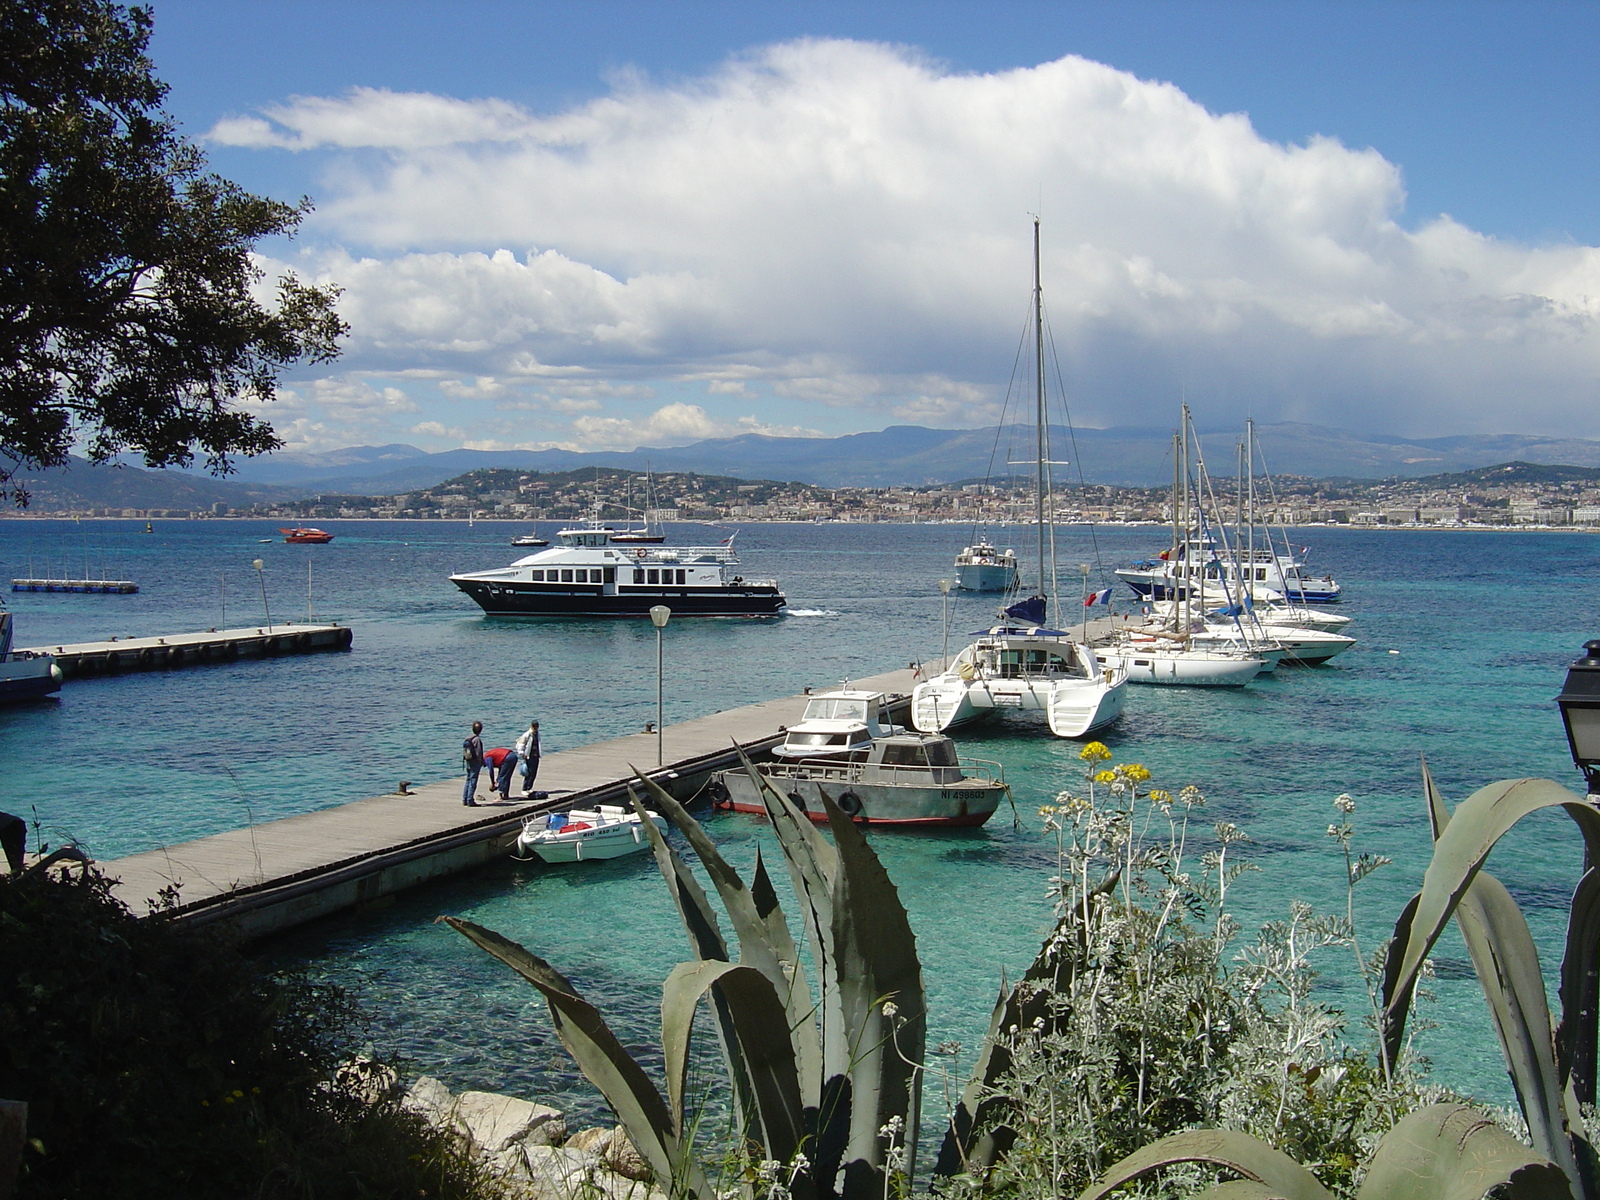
[912,222,1128,739]
[610,469,667,544]
[1094,412,1267,687]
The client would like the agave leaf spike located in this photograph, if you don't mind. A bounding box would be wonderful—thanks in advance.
[1416,763,1582,1186]
[1382,777,1595,1064]
[743,748,848,1080]
[631,769,825,1103]
[444,917,712,1200]
[1355,1103,1573,1200]
[628,785,730,964]
[1075,1128,1333,1200]
[821,793,926,1185]
[1452,870,1580,1187]
[661,959,813,1196]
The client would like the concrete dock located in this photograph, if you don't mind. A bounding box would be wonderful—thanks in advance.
[23,622,353,678]
[102,664,920,940]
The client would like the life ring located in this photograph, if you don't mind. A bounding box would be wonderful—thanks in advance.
[633,548,648,558]
[705,778,730,807]
[836,791,863,817]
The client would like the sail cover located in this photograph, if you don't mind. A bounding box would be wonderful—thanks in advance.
[1003,595,1047,625]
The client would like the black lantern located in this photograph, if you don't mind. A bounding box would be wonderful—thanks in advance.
[1556,639,1600,794]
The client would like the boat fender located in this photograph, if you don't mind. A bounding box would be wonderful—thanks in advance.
[836,791,863,817]
[294,632,311,651]
[705,778,730,806]
[787,792,805,808]
[339,626,354,648]
[137,647,154,666]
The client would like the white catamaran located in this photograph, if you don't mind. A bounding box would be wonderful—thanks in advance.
[912,221,1128,739]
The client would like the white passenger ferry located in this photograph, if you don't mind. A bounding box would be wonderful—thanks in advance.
[450,526,786,617]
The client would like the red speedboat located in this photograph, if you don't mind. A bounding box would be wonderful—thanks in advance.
[280,527,334,544]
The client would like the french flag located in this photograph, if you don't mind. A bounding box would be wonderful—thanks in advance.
[1084,587,1113,607]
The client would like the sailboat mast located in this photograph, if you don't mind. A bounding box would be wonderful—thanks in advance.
[1033,219,1046,606]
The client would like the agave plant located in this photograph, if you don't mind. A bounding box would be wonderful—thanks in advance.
[446,752,925,1200]
[1067,763,1600,1200]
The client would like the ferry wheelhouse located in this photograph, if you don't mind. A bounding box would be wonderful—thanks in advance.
[449,526,786,617]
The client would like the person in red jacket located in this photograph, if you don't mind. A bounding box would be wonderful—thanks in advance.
[482,745,520,802]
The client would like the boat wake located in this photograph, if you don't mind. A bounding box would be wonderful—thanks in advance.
[786,608,841,617]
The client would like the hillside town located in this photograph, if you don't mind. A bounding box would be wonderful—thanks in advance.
[23,461,1600,527]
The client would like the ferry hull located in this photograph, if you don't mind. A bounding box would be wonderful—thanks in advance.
[452,579,786,617]
[0,656,63,702]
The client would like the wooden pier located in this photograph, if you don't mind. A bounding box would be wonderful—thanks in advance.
[101,665,919,940]
[21,622,353,678]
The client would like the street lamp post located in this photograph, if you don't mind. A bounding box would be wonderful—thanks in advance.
[937,579,952,669]
[252,558,273,631]
[650,605,672,766]
[1556,639,1600,797]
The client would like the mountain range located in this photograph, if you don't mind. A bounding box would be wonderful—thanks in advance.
[14,422,1600,510]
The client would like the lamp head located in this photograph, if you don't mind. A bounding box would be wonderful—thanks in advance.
[649,605,671,629]
[938,579,952,595]
[252,558,264,571]
[1555,639,1600,793]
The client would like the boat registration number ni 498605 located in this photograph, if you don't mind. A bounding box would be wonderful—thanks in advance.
[993,693,1023,706]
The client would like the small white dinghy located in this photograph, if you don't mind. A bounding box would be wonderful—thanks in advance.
[515,804,668,863]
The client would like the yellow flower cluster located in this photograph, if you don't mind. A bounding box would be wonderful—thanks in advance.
[1079,742,1112,765]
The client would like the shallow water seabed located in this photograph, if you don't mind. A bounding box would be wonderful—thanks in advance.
[1,520,1596,1120]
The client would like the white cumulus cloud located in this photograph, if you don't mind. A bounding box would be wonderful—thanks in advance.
[232,39,1600,445]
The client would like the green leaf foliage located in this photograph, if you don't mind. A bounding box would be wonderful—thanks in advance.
[0,0,346,502]
[0,866,495,1200]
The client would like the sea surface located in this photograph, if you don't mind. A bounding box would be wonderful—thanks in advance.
[3,517,1598,1127]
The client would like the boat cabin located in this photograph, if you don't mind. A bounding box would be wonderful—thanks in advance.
[771,689,905,760]
[858,734,965,785]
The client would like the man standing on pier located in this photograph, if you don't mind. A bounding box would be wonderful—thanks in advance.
[516,720,541,797]
[462,721,485,806]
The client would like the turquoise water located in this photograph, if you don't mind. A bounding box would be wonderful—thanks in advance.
[3,519,1598,1123]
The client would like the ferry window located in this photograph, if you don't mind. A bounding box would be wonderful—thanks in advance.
[561,569,574,582]
[675,569,686,585]
[603,568,615,584]
[633,569,645,584]
[530,570,543,581]
[923,741,958,766]
[647,569,660,584]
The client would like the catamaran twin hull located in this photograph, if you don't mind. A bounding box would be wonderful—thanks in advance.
[451,578,786,617]
[912,676,1127,739]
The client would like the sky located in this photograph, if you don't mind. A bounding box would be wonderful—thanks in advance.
[144,1,1600,457]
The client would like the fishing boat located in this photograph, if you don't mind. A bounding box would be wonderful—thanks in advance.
[708,731,1008,827]
[514,805,668,863]
[954,539,1018,592]
[0,609,62,703]
[280,527,334,544]
[770,689,905,760]
[912,222,1128,739]
[450,524,785,617]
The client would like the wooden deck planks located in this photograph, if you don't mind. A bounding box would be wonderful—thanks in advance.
[103,664,919,928]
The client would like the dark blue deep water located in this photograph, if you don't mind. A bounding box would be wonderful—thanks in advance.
[3,518,1599,1123]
